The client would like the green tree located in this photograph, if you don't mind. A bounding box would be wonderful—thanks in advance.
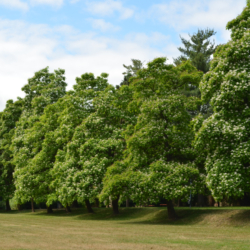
[174,29,217,73]
[12,67,67,212]
[194,3,250,202]
[52,83,134,214]
[45,73,109,212]
[117,59,144,88]
[100,58,203,219]
[0,99,23,211]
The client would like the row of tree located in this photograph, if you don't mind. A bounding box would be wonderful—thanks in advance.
[1,3,250,220]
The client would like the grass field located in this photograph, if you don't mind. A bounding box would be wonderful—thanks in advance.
[1,207,250,250]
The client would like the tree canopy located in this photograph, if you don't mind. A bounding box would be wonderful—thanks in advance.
[194,3,250,201]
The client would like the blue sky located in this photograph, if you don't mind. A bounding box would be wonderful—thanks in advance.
[0,0,246,110]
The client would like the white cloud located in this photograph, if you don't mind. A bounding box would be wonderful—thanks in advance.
[88,19,120,32]
[85,0,134,19]
[0,19,167,111]
[29,0,64,7]
[149,0,246,42]
[0,0,29,11]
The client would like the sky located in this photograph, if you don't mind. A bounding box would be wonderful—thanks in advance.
[0,0,247,111]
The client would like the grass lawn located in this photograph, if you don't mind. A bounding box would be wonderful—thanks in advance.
[1,207,250,250]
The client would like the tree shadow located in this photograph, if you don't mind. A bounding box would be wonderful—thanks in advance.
[2,207,250,227]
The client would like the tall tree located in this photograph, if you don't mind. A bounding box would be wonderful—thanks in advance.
[12,67,67,212]
[100,58,203,219]
[0,99,23,211]
[174,29,217,73]
[19,72,109,213]
[194,3,250,202]
[48,73,115,212]
[52,82,134,214]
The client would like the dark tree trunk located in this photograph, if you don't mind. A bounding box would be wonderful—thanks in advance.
[177,199,180,207]
[17,204,22,211]
[126,199,129,208]
[65,205,71,213]
[57,201,62,209]
[31,198,35,213]
[208,195,215,207]
[197,194,206,207]
[71,200,78,208]
[166,200,178,220]
[85,199,94,213]
[95,198,99,207]
[5,199,11,211]
[112,196,120,215]
[47,205,53,214]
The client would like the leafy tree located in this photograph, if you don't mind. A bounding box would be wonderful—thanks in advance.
[194,3,250,202]
[12,67,67,212]
[0,99,23,210]
[52,83,134,214]
[101,58,203,219]
[174,29,217,73]
[43,73,109,212]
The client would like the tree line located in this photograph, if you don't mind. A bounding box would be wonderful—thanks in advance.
[1,3,250,220]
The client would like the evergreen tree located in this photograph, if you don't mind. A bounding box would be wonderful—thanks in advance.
[117,59,144,88]
[174,29,217,73]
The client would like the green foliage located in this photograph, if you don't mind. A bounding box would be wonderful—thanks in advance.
[194,5,250,201]
[174,29,217,73]
[12,68,67,204]
[0,99,23,201]
[101,58,204,207]
[48,73,113,206]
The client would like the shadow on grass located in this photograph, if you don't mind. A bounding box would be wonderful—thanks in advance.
[1,207,250,227]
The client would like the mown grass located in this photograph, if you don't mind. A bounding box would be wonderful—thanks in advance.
[1,207,250,250]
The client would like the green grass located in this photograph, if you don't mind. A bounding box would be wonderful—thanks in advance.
[1,207,250,250]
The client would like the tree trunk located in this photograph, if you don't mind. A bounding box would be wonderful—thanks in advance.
[31,198,35,213]
[208,195,215,207]
[85,199,93,213]
[17,204,22,211]
[112,196,120,215]
[126,199,129,208]
[197,194,206,207]
[65,205,71,213]
[47,205,53,214]
[71,200,78,208]
[57,201,62,209]
[166,200,178,220]
[95,198,99,207]
[5,199,11,211]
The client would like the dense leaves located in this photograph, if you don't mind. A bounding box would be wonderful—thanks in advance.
[195,3,250,201]
[1,2,249,215]
[0,99,23,202]
[12,68,67,204]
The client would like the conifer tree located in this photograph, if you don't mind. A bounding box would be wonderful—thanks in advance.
[174,29,216,73]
